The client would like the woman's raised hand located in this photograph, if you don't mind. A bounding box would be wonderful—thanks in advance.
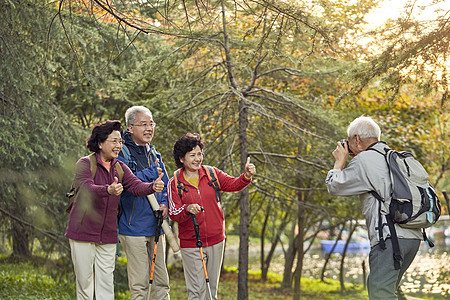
[244,157,256,178]
[108,177,123,195]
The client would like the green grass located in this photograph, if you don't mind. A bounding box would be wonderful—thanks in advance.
[0,260,446,300]
[0,262,74,300]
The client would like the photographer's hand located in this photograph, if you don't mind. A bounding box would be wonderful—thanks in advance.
[332,142,348,170]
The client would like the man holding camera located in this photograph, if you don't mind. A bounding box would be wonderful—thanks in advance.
[325,116,422,300]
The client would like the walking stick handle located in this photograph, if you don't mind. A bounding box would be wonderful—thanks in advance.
[187,211,203,248]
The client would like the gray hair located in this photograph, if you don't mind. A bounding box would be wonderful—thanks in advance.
[347,116,381,140]
[125,106,152,126]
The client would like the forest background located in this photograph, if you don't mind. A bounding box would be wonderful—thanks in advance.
[0,0,448,299]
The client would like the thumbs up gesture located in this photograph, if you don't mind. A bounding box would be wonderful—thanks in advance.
[108,177,123,195]
[153,173,165,193]
[244,157,256,179]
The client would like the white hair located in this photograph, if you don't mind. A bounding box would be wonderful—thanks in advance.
[347,116,381,140]
[125,106,152,126]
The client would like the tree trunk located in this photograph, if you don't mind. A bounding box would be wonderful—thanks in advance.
[320,223,345,282]
[260,205,270,281]
[282,223,299,288]
[293,190,306,300]
[12,221,31,257]
[11,187,31,258]
[237,94,249,299]
[339,220,357,293]
[261,210,289,282]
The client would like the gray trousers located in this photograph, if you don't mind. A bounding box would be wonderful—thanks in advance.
[119,234,170,300]
[181,240,225,300]
[367,238,420,300]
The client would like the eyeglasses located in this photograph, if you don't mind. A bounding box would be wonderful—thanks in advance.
[105,139,124,145]
[132,122,156,128]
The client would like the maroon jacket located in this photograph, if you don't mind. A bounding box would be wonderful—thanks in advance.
[65,153,155,244]
[168,165,251,248]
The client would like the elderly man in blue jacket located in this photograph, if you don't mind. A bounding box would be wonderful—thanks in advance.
[118,106,170,300]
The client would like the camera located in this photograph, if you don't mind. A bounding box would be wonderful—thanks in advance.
[340,139,353,155]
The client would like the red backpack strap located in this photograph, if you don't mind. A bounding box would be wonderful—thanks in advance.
[174,169,188,199]
[204,165,222,203]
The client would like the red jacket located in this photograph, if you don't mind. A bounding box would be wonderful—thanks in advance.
[168,165,251,248]
[65,153,156,244]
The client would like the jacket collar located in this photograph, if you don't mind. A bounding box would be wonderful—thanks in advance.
[122,129,153,154]
[366,141,390,152]
[94,152,119,167]
[178,165,208,185]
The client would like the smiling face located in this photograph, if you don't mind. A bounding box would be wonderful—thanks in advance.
[128,112,155,146]
[180,145,204,174]
[99,130,123,162]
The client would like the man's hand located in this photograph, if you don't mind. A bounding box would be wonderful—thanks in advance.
[159,204,169,219]
[108,177,123,195]
[244,157,256,178]
[332,142,348,170]
[153,173,165,193]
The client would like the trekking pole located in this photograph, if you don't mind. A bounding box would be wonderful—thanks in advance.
[147,194,180,253]
[188,209,213,300]
[147,209,163,300]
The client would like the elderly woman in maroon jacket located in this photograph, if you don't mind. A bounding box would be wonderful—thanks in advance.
[65,120,164,300]
[168,133,256,300]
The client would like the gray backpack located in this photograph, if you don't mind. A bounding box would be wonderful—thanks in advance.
[369,142,441,269]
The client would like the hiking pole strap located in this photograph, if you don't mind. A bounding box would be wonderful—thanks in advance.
[386,216,403,270]
[188,212,203,248]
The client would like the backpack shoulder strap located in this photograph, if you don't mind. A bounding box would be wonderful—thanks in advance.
[66,154,97,214]
[204,165,221,189]
[121,144,131,166]
[174,169,187,199]
[88,153,97,178]
[203,165,222,202]
[115,162,124,181]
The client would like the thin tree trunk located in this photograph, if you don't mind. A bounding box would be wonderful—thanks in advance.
[261,210,289,282]
[320,224,345,282]
[293,194,305,300]
[293,137,307,300]
[282,223,299,288]
[237,96,249,299]
[218,1,250,298]
[260,205,270,281]
[339,220,357,293]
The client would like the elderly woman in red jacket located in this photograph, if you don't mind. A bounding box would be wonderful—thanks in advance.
[65,120,164,300]
[168,133,256,300]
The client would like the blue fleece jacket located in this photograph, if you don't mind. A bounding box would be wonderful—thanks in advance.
[117,130,169,236]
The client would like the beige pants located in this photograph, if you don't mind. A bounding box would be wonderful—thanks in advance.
[69,239,116,300]
[181,240,225,300]
[119,234,170,300]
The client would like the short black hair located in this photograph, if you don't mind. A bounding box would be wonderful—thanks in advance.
[86,120,122,153]
[173,133,204,168]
